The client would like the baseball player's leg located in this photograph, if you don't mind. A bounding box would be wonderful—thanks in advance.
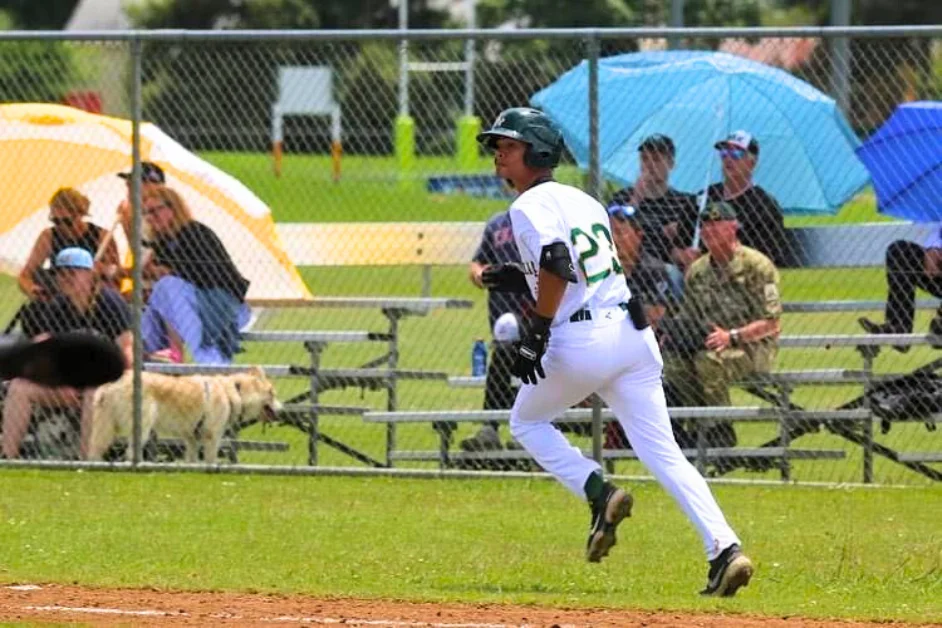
[511,335,633,563]
[598,327,740,559]
[510,363,600,497]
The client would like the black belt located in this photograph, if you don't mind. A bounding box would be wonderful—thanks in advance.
[569,302,631,323]
[569,308,592,323]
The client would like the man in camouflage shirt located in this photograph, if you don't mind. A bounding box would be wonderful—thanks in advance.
[664,201,782,450]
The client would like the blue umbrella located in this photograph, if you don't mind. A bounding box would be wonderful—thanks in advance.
[855,101,942,222]
[530,50,870,214]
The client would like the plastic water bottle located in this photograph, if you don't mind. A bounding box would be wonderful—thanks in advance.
[471,339,487,377]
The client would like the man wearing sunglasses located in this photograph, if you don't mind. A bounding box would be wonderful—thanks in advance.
[700,131,791,267]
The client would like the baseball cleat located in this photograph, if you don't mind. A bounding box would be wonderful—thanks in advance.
[586,483,633,563]
[700,544,754,597]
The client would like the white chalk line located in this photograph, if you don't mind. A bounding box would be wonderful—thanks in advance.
[19,604,569,627]
[25,604,180,617]
[264,617,537,627]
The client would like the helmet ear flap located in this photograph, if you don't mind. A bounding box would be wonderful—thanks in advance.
[523,125,563,168]
[523,145,556,169]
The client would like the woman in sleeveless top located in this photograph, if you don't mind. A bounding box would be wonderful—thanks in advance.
[18,188,120,300]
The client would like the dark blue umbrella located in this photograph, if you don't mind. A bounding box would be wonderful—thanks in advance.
[855,101,942,222]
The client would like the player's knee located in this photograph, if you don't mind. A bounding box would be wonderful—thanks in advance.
[508,416,530,442]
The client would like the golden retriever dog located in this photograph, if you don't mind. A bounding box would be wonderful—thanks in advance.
[88,366,281,463]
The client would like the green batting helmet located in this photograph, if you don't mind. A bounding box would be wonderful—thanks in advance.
[476,107,563,169]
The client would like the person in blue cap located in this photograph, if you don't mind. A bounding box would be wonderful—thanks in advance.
[2,247,132,459]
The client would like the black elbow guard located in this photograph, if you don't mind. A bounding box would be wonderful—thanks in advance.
[540,242,578,283]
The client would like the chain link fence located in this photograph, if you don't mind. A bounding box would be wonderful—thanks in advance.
[0,27,940,485]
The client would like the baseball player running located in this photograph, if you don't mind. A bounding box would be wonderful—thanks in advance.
[477,107,753,597]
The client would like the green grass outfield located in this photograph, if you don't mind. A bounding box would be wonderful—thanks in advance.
[0,471,939,623]
[202,151,889,225]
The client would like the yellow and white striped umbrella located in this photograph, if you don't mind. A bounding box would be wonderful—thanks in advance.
[0,103,311,302]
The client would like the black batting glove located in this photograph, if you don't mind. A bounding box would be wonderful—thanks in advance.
[481,263,530,293]
[511,314,552,385]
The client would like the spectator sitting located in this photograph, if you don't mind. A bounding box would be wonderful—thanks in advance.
[18,187,120,302]
[2,247,132,460]
[681,131,792,267]
[115,161,169,300]
[462,210,535,456]
[607,134,698,293]
[607,203,677,327]
[859,225,942,351]
[604,203,685,458]
[662,201,782,453]
[139,185,251,365]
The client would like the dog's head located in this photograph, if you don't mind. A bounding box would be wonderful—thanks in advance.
[232,366,282,424]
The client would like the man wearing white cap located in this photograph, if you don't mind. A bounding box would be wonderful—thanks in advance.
[1,247,132,460]
[695,130,791,266]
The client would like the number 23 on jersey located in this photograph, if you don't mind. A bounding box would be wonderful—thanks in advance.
[571,223,622,284]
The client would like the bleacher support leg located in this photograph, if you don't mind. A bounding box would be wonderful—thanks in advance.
[695,419,709,475]
[779,385,794,482]
[861,349,877,483]
[305,341,326,466]
[591,395,603,473]
[383,309,403,468]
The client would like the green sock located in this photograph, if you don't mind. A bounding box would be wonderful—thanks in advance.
[584,471,605,504]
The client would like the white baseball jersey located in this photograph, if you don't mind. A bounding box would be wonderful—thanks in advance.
[508,181,631,325]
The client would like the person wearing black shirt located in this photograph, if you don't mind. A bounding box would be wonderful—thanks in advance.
[2,247,132,459]
[18,187,120,302]
[859,226,942,348]
[697,131,791,267]
[603,204,684,458]
[462,210,536,454]
[138,186,250,364]
[607,134,698,296]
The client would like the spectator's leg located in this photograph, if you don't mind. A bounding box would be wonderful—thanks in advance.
[694,350,756,451]
[147,276,229,364]
[461,342,517,455]
[140,303,169,354]
[1,380,79,459]
[79,388,97,460]
[664,263,686,300]
[884,240,927,333]
[662,355,704,440]
[662,356,704,406]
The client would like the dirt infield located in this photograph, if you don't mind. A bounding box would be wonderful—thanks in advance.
[1,584,939,627]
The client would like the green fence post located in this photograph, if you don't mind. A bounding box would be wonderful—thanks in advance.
[456,115,481,171]
[395,114,415,188]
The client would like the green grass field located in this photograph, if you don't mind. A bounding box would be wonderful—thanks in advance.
[2,152,940,624]
[0,471,939,622]
[202,151,889,225]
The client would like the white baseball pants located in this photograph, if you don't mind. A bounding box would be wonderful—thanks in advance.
[509,308,741,560]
